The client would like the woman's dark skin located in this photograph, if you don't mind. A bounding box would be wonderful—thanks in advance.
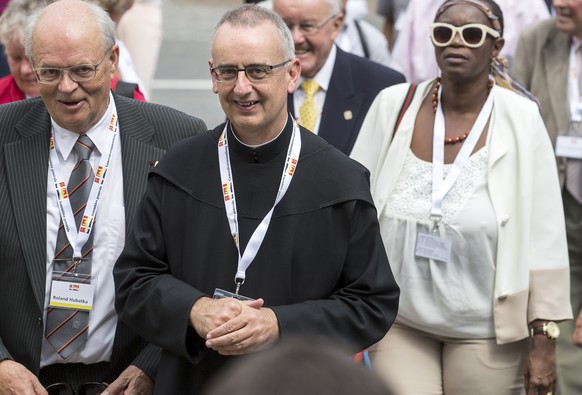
[410,3,500,165]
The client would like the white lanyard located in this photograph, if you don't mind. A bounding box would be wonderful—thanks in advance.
[568,44,582,122]
[48,113,119,260]
[431,82,494,222]
[218,120,301,292]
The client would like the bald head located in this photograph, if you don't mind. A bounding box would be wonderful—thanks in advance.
[24,0,116,62]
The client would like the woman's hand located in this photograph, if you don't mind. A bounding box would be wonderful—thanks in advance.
[524,334,557,395]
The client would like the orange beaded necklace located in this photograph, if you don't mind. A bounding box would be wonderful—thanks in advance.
[432,77,494,145]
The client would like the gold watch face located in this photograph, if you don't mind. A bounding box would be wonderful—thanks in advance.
[545,322,560,339]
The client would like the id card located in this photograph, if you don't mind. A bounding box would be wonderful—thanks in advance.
[49,279,94,311]
[556,135,582,159]
[213,288,255,302]
[556,122,582,158]
[415,232,452,263]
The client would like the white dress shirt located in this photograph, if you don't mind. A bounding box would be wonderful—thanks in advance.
[41,93,125,366]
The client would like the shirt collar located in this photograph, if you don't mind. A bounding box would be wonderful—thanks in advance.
[228,114,293,164]
[299,44,337,92]
[52,92,117,160]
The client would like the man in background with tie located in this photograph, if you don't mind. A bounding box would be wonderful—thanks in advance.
[513,1,582,393]
[0,0,205,393]
[272,0,404,155]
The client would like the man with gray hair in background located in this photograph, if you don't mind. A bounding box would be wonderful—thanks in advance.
[272,0,404,155]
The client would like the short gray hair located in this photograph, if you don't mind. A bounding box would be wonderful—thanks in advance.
[272,0,342,15]
[24,0,116,61]
[325,0,342,14]
[211,4,295,60]
[0,0,45,47]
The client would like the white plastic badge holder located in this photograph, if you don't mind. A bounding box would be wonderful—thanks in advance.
[49,271,95,311]
[213,288,255,301]
[415,232,452,263]
[556,122,582,159]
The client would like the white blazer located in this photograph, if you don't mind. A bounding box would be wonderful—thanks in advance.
[351,80,572,344]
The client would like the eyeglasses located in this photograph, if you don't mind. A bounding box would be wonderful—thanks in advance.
[430,23,500,48]
[33,50,111,85]
[45,382,108,395]
[210,59,292,83]
[285,13,338,36]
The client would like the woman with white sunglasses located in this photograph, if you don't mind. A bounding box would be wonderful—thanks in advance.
[350,0,571,394]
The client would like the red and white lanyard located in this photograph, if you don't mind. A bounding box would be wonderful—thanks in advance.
[48,113,119,260]
[218,120,301,292]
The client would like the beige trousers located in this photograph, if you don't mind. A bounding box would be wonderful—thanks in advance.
[369,322,528,395]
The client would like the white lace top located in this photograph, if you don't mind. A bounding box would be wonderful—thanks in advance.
[384,147,497,338]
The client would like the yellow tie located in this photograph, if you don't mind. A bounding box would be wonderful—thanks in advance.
[299,79,319,132]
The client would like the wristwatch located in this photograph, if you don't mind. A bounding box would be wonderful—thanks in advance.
[530,321,560,340]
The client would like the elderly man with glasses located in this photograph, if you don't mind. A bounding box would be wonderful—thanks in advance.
[0,0,206,393]
[113,4,399,393]
[272,0,404,155]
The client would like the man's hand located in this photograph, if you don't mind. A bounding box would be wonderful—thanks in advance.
[524,335,557,395]
[102,365,152,395]
[572,309,582,347]
[205,298,279,355]
[0,359,47,395]
[189,296,244,339]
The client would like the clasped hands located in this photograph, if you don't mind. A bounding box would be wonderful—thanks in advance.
[189,296,279,356]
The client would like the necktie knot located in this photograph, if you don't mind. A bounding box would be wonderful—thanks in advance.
[301,79,319,96]
[74,134,94,161]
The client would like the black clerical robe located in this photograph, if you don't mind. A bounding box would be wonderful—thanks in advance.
[114,117,399,394]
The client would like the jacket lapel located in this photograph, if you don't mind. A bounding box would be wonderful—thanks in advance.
[543,28,570,141]
[319,48,363,153]
[4,101,51,310]
[114,95,166,235]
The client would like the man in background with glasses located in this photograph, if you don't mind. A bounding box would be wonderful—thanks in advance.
[113,4,399,393]
[272,0,404,156]
[0,0,205,393]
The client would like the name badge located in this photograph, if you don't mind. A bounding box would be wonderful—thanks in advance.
[556,135,582,159]
[49,280,94,311]
[556,122,582,158]
[415,232,452,263]
[213,288,254,302]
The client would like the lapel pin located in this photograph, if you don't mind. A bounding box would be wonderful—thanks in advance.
[344,110,353,121]
[149,160,159,167]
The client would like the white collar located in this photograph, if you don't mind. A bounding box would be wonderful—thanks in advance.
[299,44,337,92]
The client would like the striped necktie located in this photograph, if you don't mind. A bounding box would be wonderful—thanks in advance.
[299,79,320,132]
[45,134,95,359]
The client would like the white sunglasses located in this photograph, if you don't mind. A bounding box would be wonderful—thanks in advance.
[430,22,500,48]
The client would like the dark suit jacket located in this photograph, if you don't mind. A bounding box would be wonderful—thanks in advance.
[288,46,405,155]
[0,93,206,382]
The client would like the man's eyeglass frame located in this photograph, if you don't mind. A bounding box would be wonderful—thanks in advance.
[210,59,292,84]
[284,13,339,36]
[33,47,112,85]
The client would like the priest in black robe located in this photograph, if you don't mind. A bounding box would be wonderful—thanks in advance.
[114,4,399,394]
